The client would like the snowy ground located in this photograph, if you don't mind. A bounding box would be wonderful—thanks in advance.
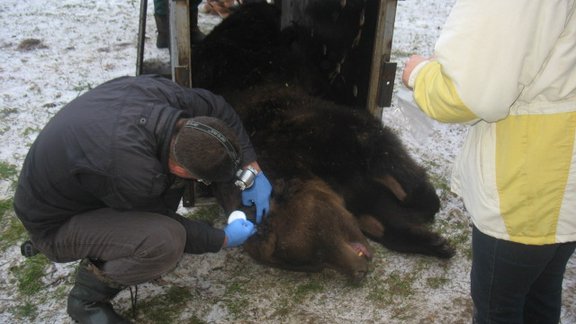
[0,0,574,323]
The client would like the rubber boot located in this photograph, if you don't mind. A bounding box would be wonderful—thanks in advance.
[67,259,131,324]
[154,15,170,49]
[190,8,205,44]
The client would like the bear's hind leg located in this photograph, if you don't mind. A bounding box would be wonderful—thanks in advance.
[373,223,455,259]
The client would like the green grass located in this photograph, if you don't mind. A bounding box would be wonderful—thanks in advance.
[133,286,194,323]
[0,161,18,180]
[12,301,38,320]
[426,276,450,289]
[11,254,51,296]
[292,280,325,303]
[22,127,41,138]
[6,254,52,321]
[0,199,27,252]
[72,82,93,94]
[0,107,19,117]
[185,204,224,225]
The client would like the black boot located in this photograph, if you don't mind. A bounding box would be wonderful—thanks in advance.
[67,259,131,324]
[190,8,205,44]
[154,14,170,49]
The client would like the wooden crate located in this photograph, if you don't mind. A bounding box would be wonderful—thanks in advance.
[136,0,398,206]
[277,0,398,117]
[138,0,398,116]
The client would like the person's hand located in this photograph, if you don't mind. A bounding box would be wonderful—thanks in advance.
[223,219,256,247]
[402,55,429,89]
[241,172,272,223]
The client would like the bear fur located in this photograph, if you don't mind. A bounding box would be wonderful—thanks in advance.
[193,2,455,282]
[244,177,373,284]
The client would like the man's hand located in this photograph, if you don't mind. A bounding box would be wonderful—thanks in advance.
[223,219,256,248]
[241,172,272,223]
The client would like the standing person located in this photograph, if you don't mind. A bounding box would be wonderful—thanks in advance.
[13,74,272,323]
[154,0,205,48]
[402,1,576,323]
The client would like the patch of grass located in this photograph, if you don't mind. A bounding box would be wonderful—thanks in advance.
[223,280,252,317]
[12,301,38,320]
[186,204,224,225]
[0,161,19,193]
[72,82,93,94]
[0,161,18,180]
[1,107,19,117]
[428,172,451,193]
[439,211,472,259]
[426,276,449,289]
[367,270,416,305]
[248,274,329,319]
[22,126,41,138]
[134,286,193,324]
[11,255,51,296]
[226,280,247,295]
[7,252,51,322]
[384,272,415,298]
[0,199,27,252]
[225,296,249,318]
[292,280,325,303]
[184,316,206,324]
[0,198,13,215]
[53,284,69,300]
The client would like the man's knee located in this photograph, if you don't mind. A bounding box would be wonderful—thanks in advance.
[137,217,186,267]
[103,217,187,285]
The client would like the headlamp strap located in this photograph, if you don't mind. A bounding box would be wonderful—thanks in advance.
[184,120,241,170]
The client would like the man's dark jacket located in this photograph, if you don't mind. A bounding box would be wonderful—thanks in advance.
[13,75,256,253]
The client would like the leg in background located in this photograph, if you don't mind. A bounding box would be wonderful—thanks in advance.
[471,225,575,324]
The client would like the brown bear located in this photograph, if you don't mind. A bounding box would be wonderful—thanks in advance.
[194,2,455,281]
[243,177,373,283]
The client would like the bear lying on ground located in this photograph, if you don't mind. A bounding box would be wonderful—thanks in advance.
[194,2,455,282]
[244,177,373,283]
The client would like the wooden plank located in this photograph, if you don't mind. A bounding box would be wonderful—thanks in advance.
[170,0,196,207]
[367,0,398,117]
[170,0,192,88]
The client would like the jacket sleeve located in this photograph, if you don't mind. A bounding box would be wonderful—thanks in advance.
[412,60,478,123]
[169,213,226,253]
[412,0,569,123]
[175,87,258,165]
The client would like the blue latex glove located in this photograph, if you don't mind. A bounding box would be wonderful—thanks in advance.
[223,219,256,248]
[241,172,272,223]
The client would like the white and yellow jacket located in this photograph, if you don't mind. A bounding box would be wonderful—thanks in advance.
[408,0,576,244]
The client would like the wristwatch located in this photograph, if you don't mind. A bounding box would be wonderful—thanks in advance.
[235,166,258,191]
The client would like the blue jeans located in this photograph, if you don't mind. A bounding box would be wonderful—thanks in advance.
[471,225,576,324]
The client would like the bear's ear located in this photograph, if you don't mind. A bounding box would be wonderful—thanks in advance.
[376,175,407,202]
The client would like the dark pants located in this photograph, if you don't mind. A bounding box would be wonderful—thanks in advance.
[471,225,576,324]
[33,208,186,286]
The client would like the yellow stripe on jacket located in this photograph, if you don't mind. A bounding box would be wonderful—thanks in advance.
[495,113,576,244]
[413,61,478,124]
[412,60,576,245]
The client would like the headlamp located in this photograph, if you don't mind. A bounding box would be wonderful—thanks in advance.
[235,166,258,191]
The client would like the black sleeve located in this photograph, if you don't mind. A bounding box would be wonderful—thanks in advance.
[169,213,226,254]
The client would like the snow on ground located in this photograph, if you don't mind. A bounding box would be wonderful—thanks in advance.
[0,0,574,323]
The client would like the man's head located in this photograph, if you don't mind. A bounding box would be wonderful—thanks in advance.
[171,117,242,183]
